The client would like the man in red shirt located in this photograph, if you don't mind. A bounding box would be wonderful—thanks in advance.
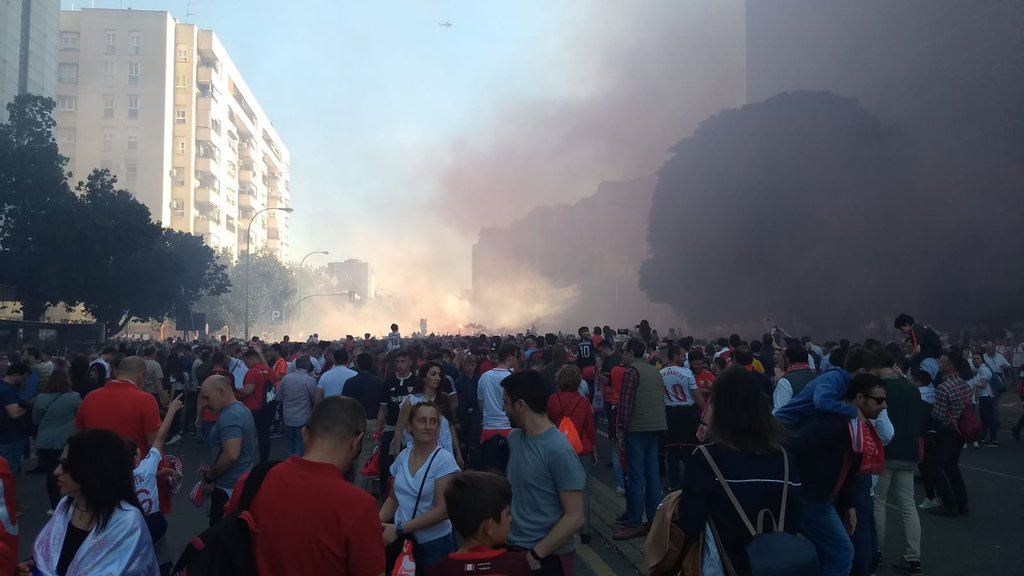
[239,350,275,463]
[75,356,160,450]
[229,396,384,576]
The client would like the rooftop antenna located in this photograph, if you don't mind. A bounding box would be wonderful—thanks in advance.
[185,0,198,23]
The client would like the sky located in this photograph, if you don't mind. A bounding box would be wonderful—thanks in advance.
[61,1,747,333]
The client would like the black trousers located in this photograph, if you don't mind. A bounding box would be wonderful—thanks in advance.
[209,487,229,526]
[978,396,999,442]
[37,448,61,510]
[253,408,273,463]
[929,426,968,513]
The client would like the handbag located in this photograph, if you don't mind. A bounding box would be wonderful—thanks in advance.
[391,449,441,576]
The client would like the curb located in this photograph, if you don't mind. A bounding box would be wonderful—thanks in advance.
[589,473,645,575]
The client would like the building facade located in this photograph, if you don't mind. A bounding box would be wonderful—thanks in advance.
[326,259,375,300]
[55,8,290,260]
[0,0,59,110]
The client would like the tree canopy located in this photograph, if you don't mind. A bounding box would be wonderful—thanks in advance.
[0,94,230,334]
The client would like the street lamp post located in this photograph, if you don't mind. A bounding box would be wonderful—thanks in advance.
[244,206,294,341]
[295,250,329,334]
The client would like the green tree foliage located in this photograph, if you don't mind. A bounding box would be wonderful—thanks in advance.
[0,95,76,319]
[0,94,229,333]
[195,249,295,337]
[640,91,919,334]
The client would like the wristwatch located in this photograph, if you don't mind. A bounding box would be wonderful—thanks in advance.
[529,548,543,562]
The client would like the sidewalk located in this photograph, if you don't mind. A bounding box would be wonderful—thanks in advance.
[588,470,646,575]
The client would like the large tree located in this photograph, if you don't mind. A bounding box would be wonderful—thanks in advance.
[640,91,921,335]
[195,250,295,337]
[71,170,230,335]
[0,95,77,319]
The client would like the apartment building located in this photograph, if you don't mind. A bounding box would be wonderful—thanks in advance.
[0,0,59,109]
[55,8,291,260]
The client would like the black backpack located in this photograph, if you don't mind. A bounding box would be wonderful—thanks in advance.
[700,446,819,576]
[172,461,280,576]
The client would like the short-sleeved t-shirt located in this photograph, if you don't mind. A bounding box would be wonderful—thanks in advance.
[239,365,273,412]
[229,456,385,576]
[660,366,697,407]
[341,372,385,419]
[0,382,22,444]
[478,368,512,431]
[391,446,461,544]
[209,402,257,492]
[75,380,160,450]
[576,340,596,368]
[142,360,164,396]
[382,375,417,431]
[317,365,358,399]
[506,426,586,555]
[133,447,161,515]
[426,548,531,576]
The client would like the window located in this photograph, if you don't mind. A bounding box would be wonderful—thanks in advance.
[171,199,185,217]
[105,31,116,54]
[176,46,188,61]
[126,161,137,177]
[102,131,113,151]
[57,129,75,145]
[100,160,112,171]
[129,33,141,56]
[128,62,140,86]
[128,96,139,119]
[57,95,76,111]
[175,107,187,124]
[175,74,188,92]
[61,32,79,51]
[173,167,186,186]
[127,133,138,150]
[58,63,78,83]
[103,61,116,85]
[103,96,115,118]
[175,138,187,154]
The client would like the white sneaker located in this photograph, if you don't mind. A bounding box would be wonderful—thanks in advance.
[615,487,626,496]
[166,433,183,446]
[918,498,941,510]
[972,441,980,450]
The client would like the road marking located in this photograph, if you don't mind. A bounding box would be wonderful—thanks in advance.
[576,540,618,576]
[960,464,1024,482]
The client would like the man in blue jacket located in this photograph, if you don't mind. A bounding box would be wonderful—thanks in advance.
[775,348,879,429]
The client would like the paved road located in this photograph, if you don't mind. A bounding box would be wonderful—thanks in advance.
[11,399,1024,575]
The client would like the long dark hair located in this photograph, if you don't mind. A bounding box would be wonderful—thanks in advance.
[414,361,454,421]
[708,367,787,454]
[61,430,142,531]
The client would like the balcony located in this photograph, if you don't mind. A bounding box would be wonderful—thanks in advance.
[193,215,214,235]
[194,185,220,208]
[225,216,237,233]
[238,139,255,160]
[195,155,214,175]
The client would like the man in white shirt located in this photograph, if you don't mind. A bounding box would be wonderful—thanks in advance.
[224,344,248,393]
[316,349,357,402]
[982,342,1011,380]
[971,351,998,447]
[477,342,520,472]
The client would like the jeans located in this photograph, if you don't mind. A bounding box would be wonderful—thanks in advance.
[253,408,272,463]
[412,532,455,576]
[209,487,229,526]
[625,431,661,528]
[979,396,998,442]
[0,440,22,474]
[873,462,921,561]
[37,448,62,509]
[850,475,875,576]
[930,426,968,513]
[283,425,305,458]
[799,498,854,576]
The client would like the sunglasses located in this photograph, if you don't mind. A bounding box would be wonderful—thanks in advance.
[864,394,887,405]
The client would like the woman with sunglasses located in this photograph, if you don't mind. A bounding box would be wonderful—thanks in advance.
[18,429,157,575]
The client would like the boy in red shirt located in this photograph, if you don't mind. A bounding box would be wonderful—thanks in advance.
[427,471,530,576]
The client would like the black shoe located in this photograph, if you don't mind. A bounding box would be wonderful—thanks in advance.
[580,534,592,545]
[892,558,923,575]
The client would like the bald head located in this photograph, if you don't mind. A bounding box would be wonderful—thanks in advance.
[200,375,235,413]
[117,356,146,384]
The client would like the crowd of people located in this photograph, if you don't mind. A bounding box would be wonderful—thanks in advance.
[0,316,1017,575]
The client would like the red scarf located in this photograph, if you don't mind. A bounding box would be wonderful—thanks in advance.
[849,418,885,476]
